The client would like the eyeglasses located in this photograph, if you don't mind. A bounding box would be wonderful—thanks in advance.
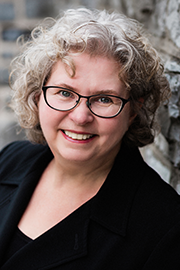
[42,86,131,118]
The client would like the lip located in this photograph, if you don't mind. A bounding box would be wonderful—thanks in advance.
[60,129,97,143]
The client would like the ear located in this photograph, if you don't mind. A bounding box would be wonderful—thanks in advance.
[34,92,41,107]
[128,112,137,126]
[138,97,144,108]
[128,97,144,126]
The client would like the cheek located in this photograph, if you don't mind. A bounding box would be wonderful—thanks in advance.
[101,114,131,145]
[38,96,59,130]
[38,98,49,126]
[103,114,130,135]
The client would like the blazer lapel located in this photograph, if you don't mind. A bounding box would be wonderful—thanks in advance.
[0,143,89,269]
[0,145,53,266]
[0,169,42,265]
[1,198,90,270]
[0,142,146,269]
[91,143,146,237]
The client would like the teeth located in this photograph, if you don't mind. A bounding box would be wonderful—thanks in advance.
[64,131,93,140]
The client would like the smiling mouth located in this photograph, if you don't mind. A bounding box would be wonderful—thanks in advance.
[63,130,95,140]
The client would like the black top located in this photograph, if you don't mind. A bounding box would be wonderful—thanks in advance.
[1,141,180,270]
[3,227,32,264]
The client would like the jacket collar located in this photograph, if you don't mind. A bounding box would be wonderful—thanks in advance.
[90,143,146,236]
[0,144,54,265]
[2,198,90,269]
[0,142,146,269]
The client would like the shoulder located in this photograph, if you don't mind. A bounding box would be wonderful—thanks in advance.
[117,143,180,225]
[0,140,47,167]
[132,149,180,213]
[126,144,178,203]
[117,143,178,201]
[0,140,46,156]
[128,149,180,238]
[0,141,51,183]
[140,158,179,206]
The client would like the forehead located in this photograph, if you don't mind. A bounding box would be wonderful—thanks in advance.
[51,53,120,75]
[46,53,126,96]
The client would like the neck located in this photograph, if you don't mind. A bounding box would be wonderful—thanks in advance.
[58,157,113,186]
[44,148,118,194]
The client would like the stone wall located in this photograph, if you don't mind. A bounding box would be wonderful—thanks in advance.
[0,0,180,190]
[120,0,180,191]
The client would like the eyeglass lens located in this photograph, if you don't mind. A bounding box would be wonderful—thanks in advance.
[44,87,125,118]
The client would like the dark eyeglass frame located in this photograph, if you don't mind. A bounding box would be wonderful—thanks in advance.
[42,86,131,119]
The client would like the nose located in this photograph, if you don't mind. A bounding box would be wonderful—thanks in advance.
[68,99,94,125]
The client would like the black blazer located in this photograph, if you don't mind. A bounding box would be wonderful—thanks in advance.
[0,141,180,270]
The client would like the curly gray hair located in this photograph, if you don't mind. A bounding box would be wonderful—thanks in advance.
[9,8,170,146]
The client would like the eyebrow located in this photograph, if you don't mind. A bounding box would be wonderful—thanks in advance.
[54,83,120,96]
[93,90,120,96]
[54,83,75,91]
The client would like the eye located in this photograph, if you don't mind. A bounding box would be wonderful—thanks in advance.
[57,89,76,100]
[93,95,113,105]
[99,96,113,104]
[59,90,72,97]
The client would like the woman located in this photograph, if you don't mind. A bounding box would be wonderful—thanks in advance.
[0,8,180,269]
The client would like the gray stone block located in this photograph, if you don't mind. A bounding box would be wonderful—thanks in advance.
[166,0,180,48]
[2,28,31,42]
[165,60,180,73]
[25,0,55,18]
[0,69,9,85]
[0,120,26,150]
[0,3,15,21]
[169,141,180,168]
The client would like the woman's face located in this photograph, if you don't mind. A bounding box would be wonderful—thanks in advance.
[38,53,133,166]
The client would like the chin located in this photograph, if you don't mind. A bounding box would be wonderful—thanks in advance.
[56,148,94,163]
